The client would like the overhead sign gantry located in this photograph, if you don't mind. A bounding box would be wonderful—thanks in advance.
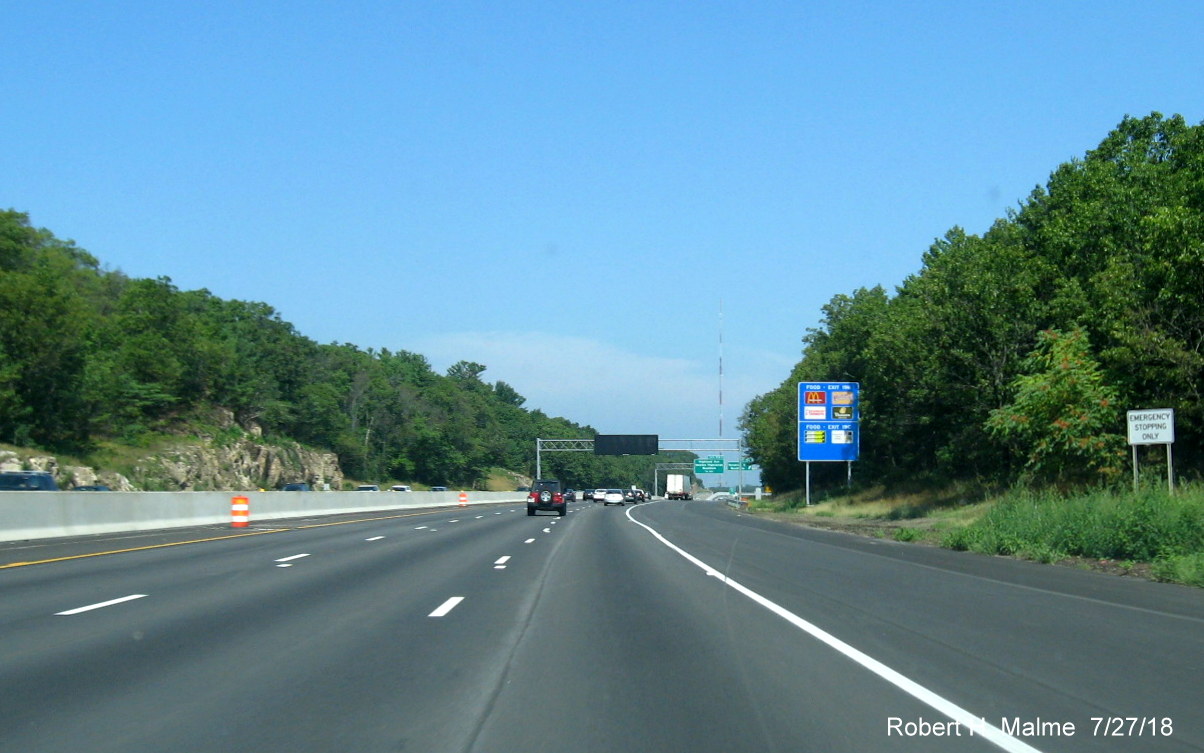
[534,436,748,479]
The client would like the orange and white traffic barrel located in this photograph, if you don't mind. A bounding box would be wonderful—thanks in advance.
[458,491,468,507]
[231,495,250,528]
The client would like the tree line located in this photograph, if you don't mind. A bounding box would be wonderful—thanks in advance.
[741,113,1204,493]
[0,211,686,488]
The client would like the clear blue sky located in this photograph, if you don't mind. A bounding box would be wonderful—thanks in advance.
[5,1,1202,480]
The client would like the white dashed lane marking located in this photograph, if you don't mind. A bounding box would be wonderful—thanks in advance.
[56,594,147,616]
[429,597,464,617]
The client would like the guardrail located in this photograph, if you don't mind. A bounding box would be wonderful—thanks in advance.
[0,490,526,542]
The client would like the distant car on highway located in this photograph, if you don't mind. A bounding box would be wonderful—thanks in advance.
[281,482,311,491]
[0,470,58,491]
[356,484,380,491]
[73,484,112,491]
[390,484,412,492]
[429,486,448,492]
[592,489,607,502]
[601,489,625,506]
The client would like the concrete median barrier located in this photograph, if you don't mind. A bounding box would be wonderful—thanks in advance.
[0,491,526,542]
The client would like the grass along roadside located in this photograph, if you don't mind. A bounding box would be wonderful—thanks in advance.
[745,484,1204,587]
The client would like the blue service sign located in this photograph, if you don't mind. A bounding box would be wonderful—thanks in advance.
[797,382,860,462]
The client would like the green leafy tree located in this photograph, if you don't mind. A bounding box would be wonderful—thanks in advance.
[744,113,1204,491]
[0,211,94,445]
[986,328,1126,486]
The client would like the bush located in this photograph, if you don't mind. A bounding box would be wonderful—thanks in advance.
[1152,553,1204,587]
[885,503,930,520]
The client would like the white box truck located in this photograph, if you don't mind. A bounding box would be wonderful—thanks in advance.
[666,474,691,500]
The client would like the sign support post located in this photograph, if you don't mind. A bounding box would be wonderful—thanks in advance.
[1167,443,1175,494]
[805,462,811,506]
[1131,445,1138,491]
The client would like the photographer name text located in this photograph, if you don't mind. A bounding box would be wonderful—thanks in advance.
[887,716,1174,738]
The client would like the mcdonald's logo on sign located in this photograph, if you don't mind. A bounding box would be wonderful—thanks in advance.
[804,391,826,405]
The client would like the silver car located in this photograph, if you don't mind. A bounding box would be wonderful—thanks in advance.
[601,489,625,506]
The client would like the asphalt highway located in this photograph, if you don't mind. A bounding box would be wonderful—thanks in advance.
[1,499,1201,752]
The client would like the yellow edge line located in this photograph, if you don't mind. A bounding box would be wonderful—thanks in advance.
[0,508,459,569]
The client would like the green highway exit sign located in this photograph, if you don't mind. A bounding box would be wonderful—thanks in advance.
[694,456,724,473]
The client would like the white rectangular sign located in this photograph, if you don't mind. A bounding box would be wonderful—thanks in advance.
[803,405,827,420]
[1127,409,1174,445]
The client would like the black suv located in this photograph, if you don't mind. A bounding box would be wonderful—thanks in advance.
[527,479,566,516]
[0,470,59,490]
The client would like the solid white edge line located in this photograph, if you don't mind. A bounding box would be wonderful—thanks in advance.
[624,505,1047,753]
[57,594,147,615]
[429,596,464,617]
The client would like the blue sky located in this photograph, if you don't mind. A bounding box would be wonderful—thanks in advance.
[5,1,1202,481]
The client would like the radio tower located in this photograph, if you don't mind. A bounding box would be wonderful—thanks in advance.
[718,300,724,437]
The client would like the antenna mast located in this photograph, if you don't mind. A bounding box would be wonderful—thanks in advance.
[719,300,724,437]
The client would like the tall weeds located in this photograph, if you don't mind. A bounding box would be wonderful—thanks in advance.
[942,484,1204,583]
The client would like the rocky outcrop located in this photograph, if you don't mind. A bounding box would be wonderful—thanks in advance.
[1,451,136,490]
[133,438,343,491]
[2,435,343,492]
[61,464,137,491]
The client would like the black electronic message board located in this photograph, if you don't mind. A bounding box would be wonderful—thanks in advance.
[594,434,659,455]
